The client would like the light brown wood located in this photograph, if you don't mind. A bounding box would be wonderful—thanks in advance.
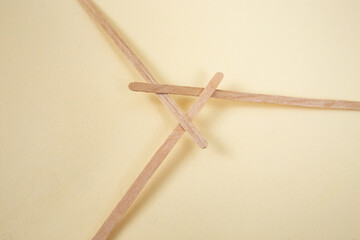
[78,0,207,148]
[92,73,223,240]
[129,82,360,111]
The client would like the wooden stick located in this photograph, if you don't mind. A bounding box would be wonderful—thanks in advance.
[78,0,207,148]
[129,82,360,111]
[92,73,223,240]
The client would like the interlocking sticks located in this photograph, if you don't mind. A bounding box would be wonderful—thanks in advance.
[78,0,207,148]
[78,0,223,239]
[129,82,360,111]
[79,0,360,239]
[92,73,223,240]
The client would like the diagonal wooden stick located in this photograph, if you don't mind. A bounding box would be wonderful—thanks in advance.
[92,73,223,240]
[129,82,360,111]
[78,0,207,148]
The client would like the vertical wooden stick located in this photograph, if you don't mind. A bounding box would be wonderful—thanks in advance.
[92,73,223,240]
[78,0,208,148]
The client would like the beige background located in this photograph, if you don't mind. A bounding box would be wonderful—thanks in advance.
[1,0,360,239]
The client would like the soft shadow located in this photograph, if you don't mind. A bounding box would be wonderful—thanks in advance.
[196,94,334,153]
[81,3,347,238]
[108,137,195,239]
[106,92,332,238]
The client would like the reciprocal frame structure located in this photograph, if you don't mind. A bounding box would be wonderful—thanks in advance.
[78,0,360,239]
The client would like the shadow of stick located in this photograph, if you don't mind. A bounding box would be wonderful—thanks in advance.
[108,137,195,239]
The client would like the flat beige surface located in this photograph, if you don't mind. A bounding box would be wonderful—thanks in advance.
[1,0,360,239]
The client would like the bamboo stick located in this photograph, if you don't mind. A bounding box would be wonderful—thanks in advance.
[129,82,360,111]
[92,73,223,240]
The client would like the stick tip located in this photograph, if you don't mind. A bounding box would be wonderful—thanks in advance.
[215,72,224,79]
[128,82,142,92]
[128,82,135,91]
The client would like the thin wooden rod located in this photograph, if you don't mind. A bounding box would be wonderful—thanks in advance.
[129,82,360,111]
[78,0,207,148]
[92,73,223,240]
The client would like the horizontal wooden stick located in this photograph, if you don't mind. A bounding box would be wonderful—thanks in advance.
[92,73,223,240]
[129,82,360,111]
[78,0,207,148]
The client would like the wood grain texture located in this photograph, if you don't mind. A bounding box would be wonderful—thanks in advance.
[129,82,360,111]
[92,73,223,240]
[78,0,207,148]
